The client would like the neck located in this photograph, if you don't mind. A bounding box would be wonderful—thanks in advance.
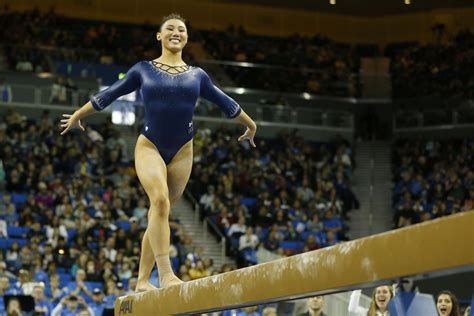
[378,307,387,313]
[309,309,322,316]
[157,50,184,65]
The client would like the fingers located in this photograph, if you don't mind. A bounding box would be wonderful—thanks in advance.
[62,114,72,118]
[79,120,85,131]
[60,127,70,135]
[250,138,256,147]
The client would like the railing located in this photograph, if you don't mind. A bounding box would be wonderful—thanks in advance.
[195,98,353,130]
[5,83,354,131]
[184,190,227,261]
[8,83,92,108]
[393,100,474,131]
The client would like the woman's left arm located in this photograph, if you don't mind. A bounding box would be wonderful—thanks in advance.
[199,68,256,147]
[233,110,256,147]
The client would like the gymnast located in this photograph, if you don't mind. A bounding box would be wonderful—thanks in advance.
[59,13,257,291]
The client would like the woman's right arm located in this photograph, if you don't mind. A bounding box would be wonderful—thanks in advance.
[60,62,143,135]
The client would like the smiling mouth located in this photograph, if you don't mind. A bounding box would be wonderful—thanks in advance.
[170,38,181,44]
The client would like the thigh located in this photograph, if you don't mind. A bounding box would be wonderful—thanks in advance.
[135,135,169,201]
[167,139,193,204]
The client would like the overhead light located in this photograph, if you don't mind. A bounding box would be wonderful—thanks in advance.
[330,0,336,4]
[302,92,311,100]
[404,0,410,4]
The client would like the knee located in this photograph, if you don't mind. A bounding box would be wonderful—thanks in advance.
[150,193,170,218]
[169,193,182,206]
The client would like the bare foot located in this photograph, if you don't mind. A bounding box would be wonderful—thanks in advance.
[135,282,158,293]
[160,274,183,288]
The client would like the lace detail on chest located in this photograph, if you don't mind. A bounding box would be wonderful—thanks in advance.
[150,61,191,74]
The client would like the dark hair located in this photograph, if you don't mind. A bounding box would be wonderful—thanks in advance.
[437,291,461,316]
[160,13,186,30]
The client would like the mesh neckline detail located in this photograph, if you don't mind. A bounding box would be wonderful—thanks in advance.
[150,60,190,74]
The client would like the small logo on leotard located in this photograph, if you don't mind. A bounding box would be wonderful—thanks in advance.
[145,126,149,131]
[188,122,193,134]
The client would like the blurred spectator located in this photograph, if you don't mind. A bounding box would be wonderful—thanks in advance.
[436,290,461,316]
[0,78,13,103]
[301,296,326,316]
[262,305,277,316]
[6,297,24,315]
[238,306,260,316]
[348,286,393,316]
[65,269,93,299]
[464,306,471,316]
[15,55,34,72]
[188,260,210,280]
[52,295,94,316]
[90,288,105,316]
[49,77,68,105]
[32,284,53,315]
[238,227,259,266]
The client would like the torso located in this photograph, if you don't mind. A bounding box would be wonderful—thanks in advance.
[137,60,202,163]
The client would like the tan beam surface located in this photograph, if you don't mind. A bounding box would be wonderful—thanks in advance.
[115,212,474,315]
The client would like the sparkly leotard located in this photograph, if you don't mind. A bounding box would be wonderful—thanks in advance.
[91,61,241,164]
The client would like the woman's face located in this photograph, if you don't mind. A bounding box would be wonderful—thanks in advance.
[374,286,392,310]
[158,19,188,54]
[437,294,453,316]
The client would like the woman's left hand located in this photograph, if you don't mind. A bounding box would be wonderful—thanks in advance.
[238,126,256,148]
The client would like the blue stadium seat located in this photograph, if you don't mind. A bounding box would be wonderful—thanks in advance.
[58,273,72,288]
[66,228,78,242]
[116,220,131,231]
[10,193,27,206]
[279,241,304,252]
[7,226,30,238]
[56,267,66,274]
[240,197,257,207]
[316,232,327,245]
[300,231,309,241]
[0,238,11,249]
[85,281,103,291]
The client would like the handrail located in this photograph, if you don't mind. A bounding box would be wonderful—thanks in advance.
[6,83,355,130]
[393,107,474,131]
[198,59,360,77]
[185,189,227,260]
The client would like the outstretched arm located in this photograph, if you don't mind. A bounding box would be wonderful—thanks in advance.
[234,110,257,147]
[60,62,142,135]
[199,68,257,146]
[60,102,95,135]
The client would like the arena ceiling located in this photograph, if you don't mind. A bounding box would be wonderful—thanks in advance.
[217,0,474,16]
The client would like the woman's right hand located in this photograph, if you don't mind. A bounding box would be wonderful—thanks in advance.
[60,113,85,135]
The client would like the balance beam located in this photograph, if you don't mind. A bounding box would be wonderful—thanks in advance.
[115,211,474,315]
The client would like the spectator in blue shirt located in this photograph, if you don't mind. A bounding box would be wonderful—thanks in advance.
[89,288,105,316]
[32,284,53,315]
[51,295,94,316]
[64,269,93,301]
[322,209,342,237]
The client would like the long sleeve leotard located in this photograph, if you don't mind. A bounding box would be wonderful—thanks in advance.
[91,61,242,164]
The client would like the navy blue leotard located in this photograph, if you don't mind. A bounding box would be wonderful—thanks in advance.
[90,61,242,164]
